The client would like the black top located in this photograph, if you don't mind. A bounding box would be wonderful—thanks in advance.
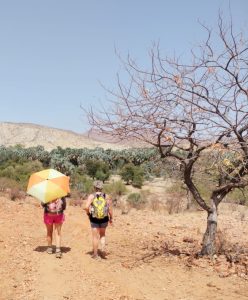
[89,215,109,224]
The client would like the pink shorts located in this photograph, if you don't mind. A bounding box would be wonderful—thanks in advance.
[44,213,65,225]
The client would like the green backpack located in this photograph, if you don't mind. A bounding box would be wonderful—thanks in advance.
[90,193,108,219]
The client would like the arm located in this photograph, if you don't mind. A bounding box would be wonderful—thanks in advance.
[84,194,94,215]
[107,195,113,223]
[61,197,66,211]
[41,202,47,213]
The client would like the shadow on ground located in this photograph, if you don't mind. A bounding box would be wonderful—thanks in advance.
[86,250,108,259]
[33,246,71,253]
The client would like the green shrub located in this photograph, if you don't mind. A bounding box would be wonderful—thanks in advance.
[85,159,110,181]
[0,166,15,179]
[132,168,144,188]
[70,172,94,194]
[0,160,43,190]
[103,180,127,197]
[95,169,109,182]
[120,163,135,184]
[127,192,147,209]
[120,163,144,188]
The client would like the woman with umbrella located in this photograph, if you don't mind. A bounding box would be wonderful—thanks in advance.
[42,197,66,258]
[27,169,70,258]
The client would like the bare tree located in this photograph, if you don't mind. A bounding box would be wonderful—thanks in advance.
[87,16,248,255]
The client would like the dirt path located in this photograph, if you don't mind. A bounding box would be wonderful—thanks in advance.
[1,196,248,300]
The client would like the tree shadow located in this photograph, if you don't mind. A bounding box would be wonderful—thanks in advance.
[33,246,71,253]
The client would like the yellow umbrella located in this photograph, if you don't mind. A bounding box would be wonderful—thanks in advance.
[27,169,70,203]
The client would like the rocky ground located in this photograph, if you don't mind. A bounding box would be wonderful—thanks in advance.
[1,194,248,300]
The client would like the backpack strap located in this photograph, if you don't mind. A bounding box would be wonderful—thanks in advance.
[94,192,105,199]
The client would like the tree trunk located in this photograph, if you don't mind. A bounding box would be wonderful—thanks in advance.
[201,200,218,256]
[186,189,192,210]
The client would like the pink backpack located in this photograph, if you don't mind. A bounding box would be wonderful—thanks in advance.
[47,198,63,213]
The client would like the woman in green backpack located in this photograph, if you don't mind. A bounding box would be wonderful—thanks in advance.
[84,180,113,260]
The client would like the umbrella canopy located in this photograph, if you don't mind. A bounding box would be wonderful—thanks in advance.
[27,169,70,203]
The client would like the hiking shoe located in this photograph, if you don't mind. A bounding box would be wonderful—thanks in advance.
[55,250,62,258]
[99,250,107,259]
[47,247,53,254]
[91,254,101,260]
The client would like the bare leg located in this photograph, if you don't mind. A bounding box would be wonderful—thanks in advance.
[99,228,106,252]
[46,224,53,247]
[54,223,63,258]
[91,227,100,257]
[54,223,62,249]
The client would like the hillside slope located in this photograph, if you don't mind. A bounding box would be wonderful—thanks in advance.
[0,122,127,150]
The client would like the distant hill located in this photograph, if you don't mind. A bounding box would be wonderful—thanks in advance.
[0,122,129,150]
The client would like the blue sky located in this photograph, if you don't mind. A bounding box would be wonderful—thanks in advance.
[0,0,247,133]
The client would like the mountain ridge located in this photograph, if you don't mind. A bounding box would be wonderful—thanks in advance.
[0,122,128,150]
